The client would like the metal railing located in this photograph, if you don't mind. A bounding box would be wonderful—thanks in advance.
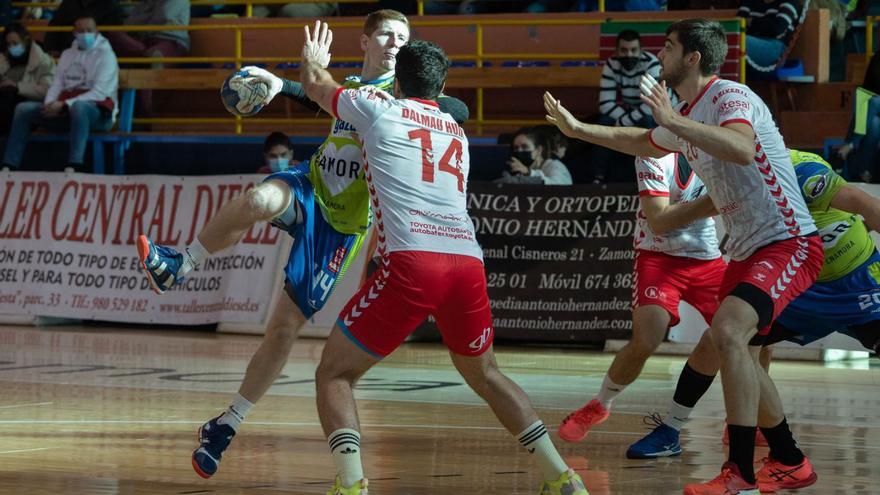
[868,15,876,60]
[24,16,743,134]
[14,0,608,18]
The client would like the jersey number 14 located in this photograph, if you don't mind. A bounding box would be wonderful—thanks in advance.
[408,128,464,192]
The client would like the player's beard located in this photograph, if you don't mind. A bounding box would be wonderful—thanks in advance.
[659,59,686,90]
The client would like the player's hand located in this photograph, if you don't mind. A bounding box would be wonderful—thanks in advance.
[640,78,677,128]
[240,65,283,104]
[358,85,393,101]
[543,91,581,138]
[507,156,530,175]
[302,20,333,69]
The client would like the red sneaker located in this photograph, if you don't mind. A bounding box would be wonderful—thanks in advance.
[721,423,768,447]
[756,455,818,492]
[683,462,760,495]
[558,399,610,442]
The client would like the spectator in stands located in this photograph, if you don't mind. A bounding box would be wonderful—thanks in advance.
[252,1,337,17]
[591,29,660,183]
[496,126,572,185]
[42,0,122,56]
[599,30,659,129]
[105,0,190,63]
[738,0,806,71]
[1,14,118,172]
[0,23,55,134]
[257,131,295,174]
[838,50,880,182]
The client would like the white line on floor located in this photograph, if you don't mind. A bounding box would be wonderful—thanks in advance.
[0,402,53,410]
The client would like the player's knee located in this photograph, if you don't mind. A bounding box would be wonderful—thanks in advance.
[315,357,360,385]
[264,323,298,351]
[709,322,750,353]
[627,335,661,359]
[245,182,291,220]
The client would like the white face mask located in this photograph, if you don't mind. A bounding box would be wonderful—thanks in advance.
[76,32,97,51]
[8,43,25,58]
[268,157,290,172]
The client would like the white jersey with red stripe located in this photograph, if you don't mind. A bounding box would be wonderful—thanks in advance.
[332,87,483,261]
[634,153,720,260]
[648,77,816,261]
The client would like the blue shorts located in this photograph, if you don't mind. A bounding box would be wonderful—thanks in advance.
[264,166,365,319]
[775,250,880,345]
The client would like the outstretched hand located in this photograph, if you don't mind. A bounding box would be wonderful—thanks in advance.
[240,65,283,105]
[302,20,333,69]
[639,78,677,128]
[543,91,581,138]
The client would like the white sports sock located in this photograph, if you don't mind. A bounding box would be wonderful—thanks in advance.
[328,428,364,488]
[216,393,253,431]
[181,238,211,275]
[517,421,568,481]
[595,374,626,409]
[664,400,694,431]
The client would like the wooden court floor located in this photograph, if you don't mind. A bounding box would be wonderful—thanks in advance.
[0,325,876,495]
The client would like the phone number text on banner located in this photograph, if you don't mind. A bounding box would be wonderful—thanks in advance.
[470,182,638,342]
[0,173,285,324]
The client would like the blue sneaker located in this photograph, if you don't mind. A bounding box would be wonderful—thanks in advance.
[137,234,184,294]
[626,413,682,459]
[192,416,236,479]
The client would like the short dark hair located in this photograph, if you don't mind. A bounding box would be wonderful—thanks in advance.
[73,12,97,25]
[395,40,449,101]
[2,22,31,52]
[363,9,408,36]
[666,19,727,76]
[514,126,552,160]
[263,131,292,152]
[617,29,641,45]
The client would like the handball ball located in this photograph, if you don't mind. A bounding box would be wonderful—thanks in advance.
[220,69,269,117]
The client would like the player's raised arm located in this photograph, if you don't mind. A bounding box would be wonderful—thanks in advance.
[543,91,665,158]
[641,79,755,166]
[300,20,342,115]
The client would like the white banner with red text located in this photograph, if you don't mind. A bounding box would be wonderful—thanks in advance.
[0,172,287,325]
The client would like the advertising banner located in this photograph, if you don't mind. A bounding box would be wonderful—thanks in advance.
[0,173,287,324]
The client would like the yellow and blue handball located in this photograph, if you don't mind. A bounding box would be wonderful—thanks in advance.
[220,69,269,117]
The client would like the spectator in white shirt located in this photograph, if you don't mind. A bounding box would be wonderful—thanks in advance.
[497,126,573,185]
[1,14,118,172]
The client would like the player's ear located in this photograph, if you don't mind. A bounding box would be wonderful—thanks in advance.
[360,33,369,52]
[688,51,702,69]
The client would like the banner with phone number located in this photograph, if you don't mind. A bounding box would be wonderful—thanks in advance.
[0,172,286,324]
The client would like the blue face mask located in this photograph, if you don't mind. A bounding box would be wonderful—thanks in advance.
[76,32,97,51]
[8,43,25,58]
[268,157,290,172]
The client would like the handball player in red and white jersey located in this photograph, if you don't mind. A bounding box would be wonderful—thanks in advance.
[558,153,725,457]
[544,18,821,495]
[297,21,588,495]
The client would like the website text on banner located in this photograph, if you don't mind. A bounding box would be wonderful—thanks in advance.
[471,182,637,342]
[0,173,285,324]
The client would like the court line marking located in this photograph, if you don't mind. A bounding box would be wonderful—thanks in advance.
[0,447,56,455]
[0,420,876,452]
[0,401,53,410]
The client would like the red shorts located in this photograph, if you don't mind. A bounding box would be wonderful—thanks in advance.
[633,250,726,327]
[337,250,494,358]
[719,235,823,335]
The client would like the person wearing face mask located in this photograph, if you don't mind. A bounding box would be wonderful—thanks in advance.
[1,14,118,172]
[497,126,572,185]
[257,131,296,174]
[0,23,55,135]
[592,29,665,183]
